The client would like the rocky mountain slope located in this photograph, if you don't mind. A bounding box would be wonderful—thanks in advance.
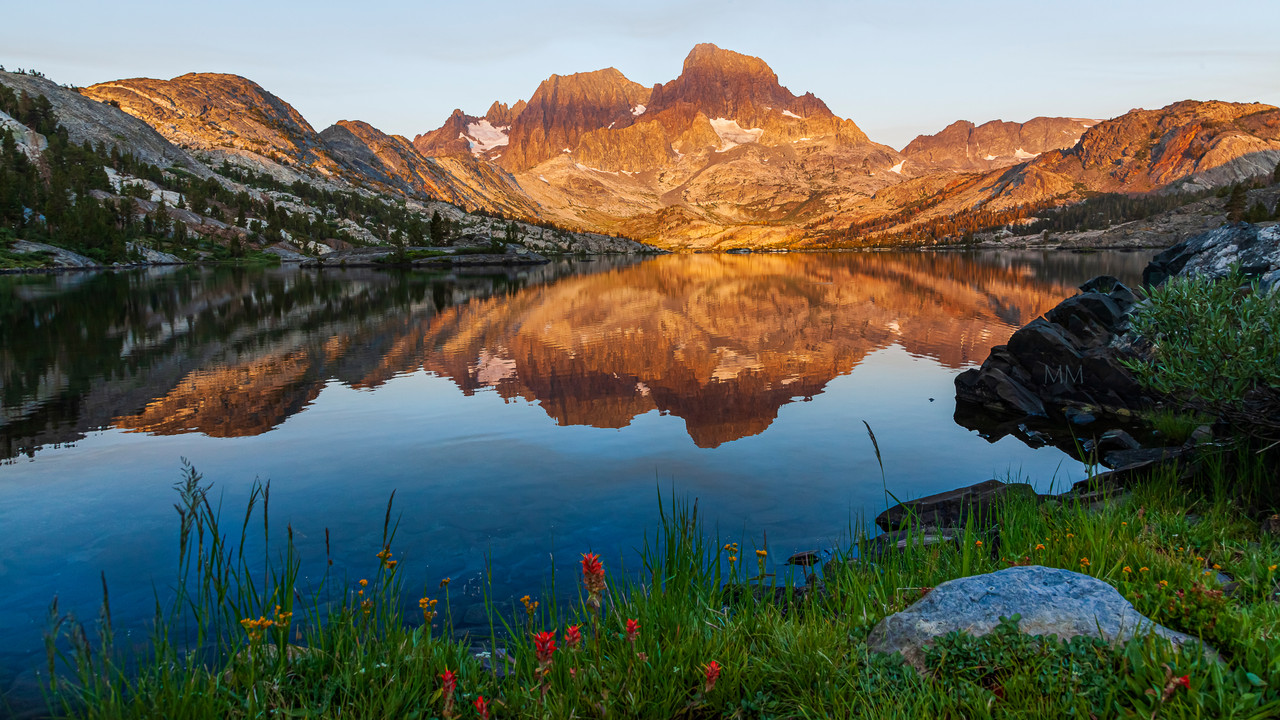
[867,100,1280,239]
[0,72,211,176]
[1,70,647,270]
[83,73,341,177]
[80,73,545,220]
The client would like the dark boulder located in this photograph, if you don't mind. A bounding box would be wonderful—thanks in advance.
[955,276,1146,421]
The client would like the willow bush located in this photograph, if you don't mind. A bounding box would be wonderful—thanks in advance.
[1125,271,1280,408]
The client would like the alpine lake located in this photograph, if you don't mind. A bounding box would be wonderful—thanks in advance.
[0,249,1155,702]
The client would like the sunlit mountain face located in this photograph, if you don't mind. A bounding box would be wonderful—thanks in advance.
[1,251,1148,458]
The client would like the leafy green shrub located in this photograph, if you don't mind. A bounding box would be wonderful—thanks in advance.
[1124,271,1280,407]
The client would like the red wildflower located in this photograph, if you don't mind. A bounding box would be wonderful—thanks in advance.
[534,631,557,665]
[564,624,583,650]
[473,695,490,720]
[581,553,606,591]
[625,618,640,644]
[704,660,721,693]
[440,668,458,718]
[1176,675,1190,690]
[440,668,457,695]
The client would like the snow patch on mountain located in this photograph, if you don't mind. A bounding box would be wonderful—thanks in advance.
[781,109,803,120]
[889,159,906,174]
[1013,147,1038,160]
[710,118,763,152]
[461,120,510,154]
[631,104,646,116]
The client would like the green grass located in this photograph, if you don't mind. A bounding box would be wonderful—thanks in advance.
[1145,408,1217,444]
[38,452,1280,719]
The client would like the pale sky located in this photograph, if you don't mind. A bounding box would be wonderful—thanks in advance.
[3,0,1278,150]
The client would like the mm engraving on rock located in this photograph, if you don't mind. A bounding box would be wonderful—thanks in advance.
[1042,363,1083,386]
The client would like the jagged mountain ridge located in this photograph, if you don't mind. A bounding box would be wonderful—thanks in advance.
[406,45,1280,247]
[60,44,1280,250]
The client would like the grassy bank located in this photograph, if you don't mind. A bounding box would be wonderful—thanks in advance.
[33,450,1280,719]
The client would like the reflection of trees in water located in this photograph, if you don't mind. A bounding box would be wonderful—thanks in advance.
[0,251,1145,458]
[0,261,606,460]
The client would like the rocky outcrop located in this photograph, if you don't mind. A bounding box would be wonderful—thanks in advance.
[1143,222,1280,290]
[297,246,549,268]
[82,73,342,176]
[902,117,1097,174]
[868,566,1213,672]
[6,240,99,268]
[0,71,211,176]
[955,276,1147,419]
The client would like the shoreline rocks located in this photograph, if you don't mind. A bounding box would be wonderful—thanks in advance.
[955,275,1148,421]
[1144,222,1280,290]
[298,245,551,269]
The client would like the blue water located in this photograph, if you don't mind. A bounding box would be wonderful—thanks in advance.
[0,249,1153,707]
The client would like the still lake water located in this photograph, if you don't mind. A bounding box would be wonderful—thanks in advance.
[0,250,1152,699]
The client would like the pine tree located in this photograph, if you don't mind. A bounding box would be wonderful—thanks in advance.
[1273,161,1280,184]
[429,210,444,245]
[1225,184,1248,222]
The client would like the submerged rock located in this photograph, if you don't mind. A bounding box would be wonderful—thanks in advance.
[868,565,1214,672]
[874,479,1037,533]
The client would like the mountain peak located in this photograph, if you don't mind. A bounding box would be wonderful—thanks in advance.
[649,44,832,125]
[681,43,775,78]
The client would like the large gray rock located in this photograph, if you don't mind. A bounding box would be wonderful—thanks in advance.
[9,240,98,268]
[126,242,183,265]
[1144,223,1280,291]
[868,565,1213,672]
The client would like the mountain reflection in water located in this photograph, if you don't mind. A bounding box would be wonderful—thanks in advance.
[1,251,1148,458]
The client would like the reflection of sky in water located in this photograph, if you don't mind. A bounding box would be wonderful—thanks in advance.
[0,250,1154,697]
[0,347,1078,678]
